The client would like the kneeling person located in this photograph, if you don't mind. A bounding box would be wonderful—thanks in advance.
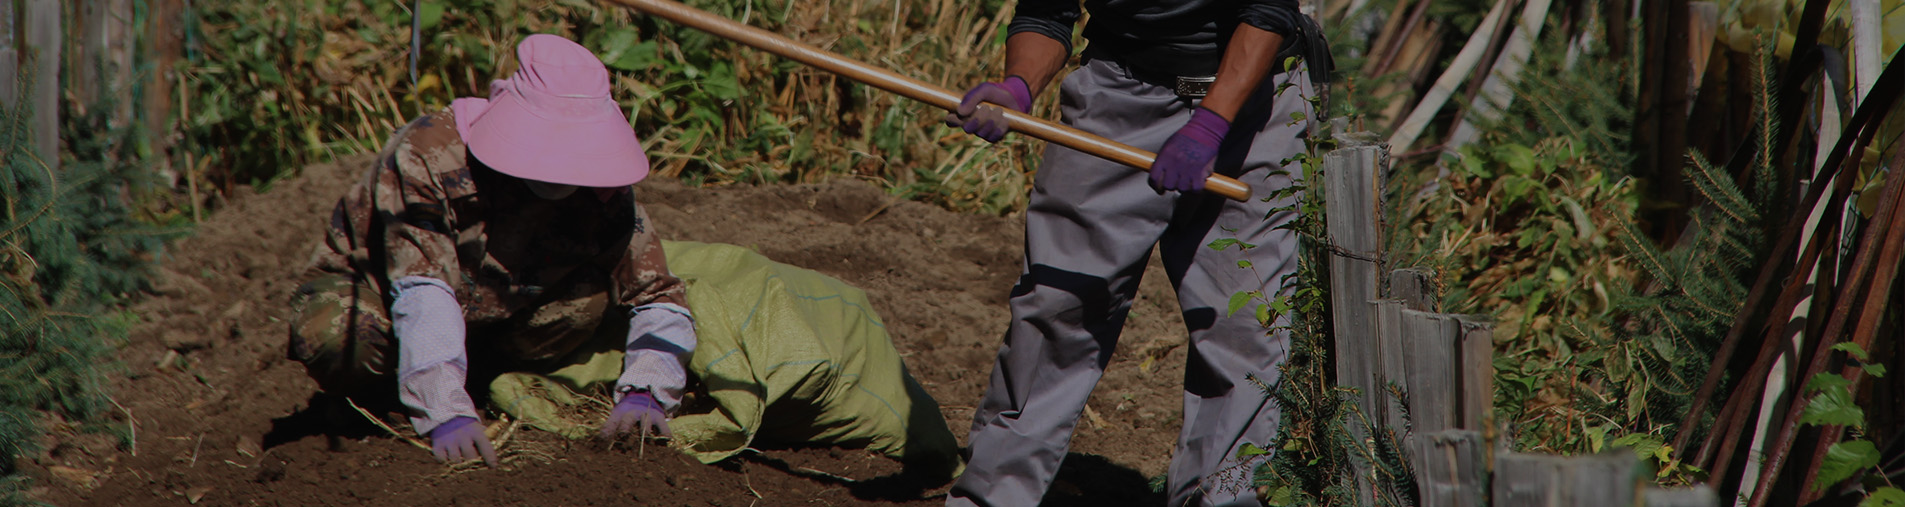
[288,34,686,467]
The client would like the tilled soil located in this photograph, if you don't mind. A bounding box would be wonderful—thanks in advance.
[24,155,1202,506]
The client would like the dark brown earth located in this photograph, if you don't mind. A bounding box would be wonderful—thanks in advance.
[23,154,1203,506]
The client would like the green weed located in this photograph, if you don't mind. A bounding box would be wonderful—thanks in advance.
[182,0,1044,214]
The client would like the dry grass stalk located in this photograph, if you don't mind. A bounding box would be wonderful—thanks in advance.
[345,397,430,451]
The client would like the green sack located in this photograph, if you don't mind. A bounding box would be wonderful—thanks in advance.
[489,241,961,479]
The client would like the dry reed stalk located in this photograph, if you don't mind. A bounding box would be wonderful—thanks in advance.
[345,397,431,451]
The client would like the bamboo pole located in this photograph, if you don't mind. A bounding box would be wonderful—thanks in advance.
[1747,134,1905,507]
[180,72,201,223]
[1385,0,1510,153]
[1849,0,1879,108]
[601,0,1254,202]
[1442,0,1552,153]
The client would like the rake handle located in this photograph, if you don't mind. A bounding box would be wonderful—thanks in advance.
[604,0,1254,202]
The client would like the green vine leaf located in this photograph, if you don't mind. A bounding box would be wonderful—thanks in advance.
[1611,433,1671,463]
[1802,373,1865,428]
[1816,440,1880,492]
[1861,487,1905,507]
[1832,342,1872,362]
[1228,291,1258,317]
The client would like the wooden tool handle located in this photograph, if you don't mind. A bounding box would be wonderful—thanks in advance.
[603,0,1253,202]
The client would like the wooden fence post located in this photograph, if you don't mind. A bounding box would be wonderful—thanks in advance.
[1401,309,1458,434]
[1456,315,1493,433]
[1388,268,1438,311]
[147,0,185,166]
[1325,137,1386,504]
[25,0,57,171]
[1412,430,1487,507]
[75,0,136,126]
[2,0,15,108]
[1494,450,1641,507]
[1378,268,1436,473]
[1373,299,1408,435]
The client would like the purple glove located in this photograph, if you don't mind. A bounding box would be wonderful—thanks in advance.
[600,391,671,440]
[428,416,498,467]
[944,76,1032,143]
[1150,107,1231,193]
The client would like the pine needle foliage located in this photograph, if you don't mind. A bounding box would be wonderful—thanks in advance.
[2,60,172,503]
[1601,35,1783,453]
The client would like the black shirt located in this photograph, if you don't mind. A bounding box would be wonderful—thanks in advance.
[1009,0,1303,76]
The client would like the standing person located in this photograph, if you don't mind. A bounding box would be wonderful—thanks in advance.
[942,0,1329,505]
[288,34,693,467]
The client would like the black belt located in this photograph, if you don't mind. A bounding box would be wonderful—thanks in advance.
[1122,66,1220,98]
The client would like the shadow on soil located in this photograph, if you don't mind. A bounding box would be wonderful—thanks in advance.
[742,449,1164,506]
[263,393,401,451]
[1042,453,1168,506]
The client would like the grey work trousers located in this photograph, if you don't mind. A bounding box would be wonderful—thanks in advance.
[949,57,1314,507]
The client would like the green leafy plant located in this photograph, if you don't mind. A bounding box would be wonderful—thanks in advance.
[1388,25,1776,476]
[1798,342,1903,504]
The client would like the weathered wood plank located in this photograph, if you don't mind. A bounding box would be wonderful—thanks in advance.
[72,0,137,125]
[1644,486,1718,507]
[1455,315,1493,432]
[1373,299,1408,435]
[1325,140,1385,503]
[1387,268,1438,311]
[2,0,16,107]
[1410,430,1486,507]
[105,0,136,125]
[1494,450,1640,507]
[1401,309,1457,434]
[25,0,58,171]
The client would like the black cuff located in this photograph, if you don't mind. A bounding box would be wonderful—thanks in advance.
[1007,16,1074,56]
[1239,2,1303,36]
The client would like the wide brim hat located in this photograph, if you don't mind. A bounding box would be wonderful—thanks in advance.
[451,33,649,187]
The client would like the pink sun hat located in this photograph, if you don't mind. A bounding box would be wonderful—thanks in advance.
[450,34,649,187]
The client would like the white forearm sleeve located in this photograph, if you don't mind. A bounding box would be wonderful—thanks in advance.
[617,303,696,412]
[390,276,477,435]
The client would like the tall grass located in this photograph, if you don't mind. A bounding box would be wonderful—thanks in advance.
[182,0,1045,214]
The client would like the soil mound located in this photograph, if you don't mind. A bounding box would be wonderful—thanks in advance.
[26,155,1196,506]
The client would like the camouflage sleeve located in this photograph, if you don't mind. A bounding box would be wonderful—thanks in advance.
[611,202,687,309]
[376,143,462,289]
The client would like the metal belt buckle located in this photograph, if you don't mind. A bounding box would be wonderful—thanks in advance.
[1175,75,1216,98]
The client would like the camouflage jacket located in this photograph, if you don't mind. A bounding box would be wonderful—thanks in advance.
[311,108,686,327]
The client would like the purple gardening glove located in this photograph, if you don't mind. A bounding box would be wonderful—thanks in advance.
[600,391,671,440]
[944,76,1032,143]
[428,416,498,468]
[1150,107,1231,193]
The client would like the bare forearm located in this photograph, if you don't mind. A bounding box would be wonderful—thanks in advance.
[1201,25,1285,121]
[1003,32,1070,95]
